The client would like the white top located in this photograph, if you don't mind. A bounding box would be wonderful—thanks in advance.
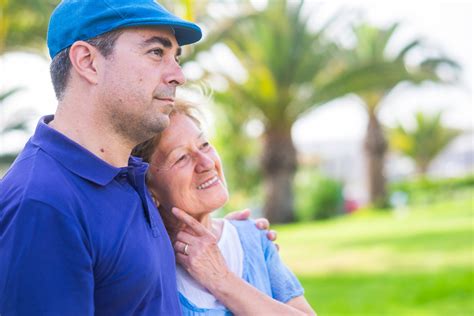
[176,219,244,309]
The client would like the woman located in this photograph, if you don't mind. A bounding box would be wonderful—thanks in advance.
[132,99,315,315]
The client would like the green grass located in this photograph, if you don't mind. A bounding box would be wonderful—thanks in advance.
[276,190,474,315]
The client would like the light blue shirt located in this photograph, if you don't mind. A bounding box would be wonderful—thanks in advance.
[179,220,304,315]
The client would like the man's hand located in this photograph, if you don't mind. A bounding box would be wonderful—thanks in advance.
[225,208,278,243]
[224,208,251,220]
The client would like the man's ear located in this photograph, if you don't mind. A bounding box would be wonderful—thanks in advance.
[69,41,101,85]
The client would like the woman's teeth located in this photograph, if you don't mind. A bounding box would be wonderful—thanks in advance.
[197,176,219,190]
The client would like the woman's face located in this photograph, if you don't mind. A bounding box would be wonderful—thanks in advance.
[148,113,229,218]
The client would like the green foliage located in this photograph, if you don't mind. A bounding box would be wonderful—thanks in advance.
[276,192,474,315]
[0,87,22,102]
[0,0,59,166]
[331,21,460,208]
[390,174,474,205]
[190,0,353,221]
[340,22,459,112]
[0,87,30,134]
[205,0,348,125]
[211,104,263,214]
[0,87,32,166]
[0,0,59,54]
[294,168,344,220]
[389,111,462,174]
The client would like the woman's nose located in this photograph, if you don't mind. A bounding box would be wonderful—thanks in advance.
[195,152,214,172]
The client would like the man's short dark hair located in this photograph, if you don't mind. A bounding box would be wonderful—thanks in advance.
[50,30,123,100]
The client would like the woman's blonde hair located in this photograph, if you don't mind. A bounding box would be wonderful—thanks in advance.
[132,98,203,163]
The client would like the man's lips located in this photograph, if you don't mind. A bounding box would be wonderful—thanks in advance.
[156,97,174,103]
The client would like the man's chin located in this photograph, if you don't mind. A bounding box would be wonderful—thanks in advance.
[148,115,170,133]
[157,116,171,132]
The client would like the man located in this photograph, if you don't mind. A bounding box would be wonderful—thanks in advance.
[0,1,273,314]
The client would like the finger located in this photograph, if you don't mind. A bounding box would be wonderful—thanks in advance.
[172,222,196,238]
[175,230,196,245]
[175,252,188,267]
[225,208,251,220]
[172,207,208,236]
[182,225,196,236]
[266,229,277,241]
[173,240,190,256]
[255,217,270,230]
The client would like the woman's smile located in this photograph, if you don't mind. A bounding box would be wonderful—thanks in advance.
[196,176,221,190]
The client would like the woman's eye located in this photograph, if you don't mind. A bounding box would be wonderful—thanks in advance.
[201,142,210,150]
[176,155,188,164]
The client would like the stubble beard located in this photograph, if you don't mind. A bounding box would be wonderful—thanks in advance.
[106,99,170,147]
[102,83,175,147]
[115,110,169,146]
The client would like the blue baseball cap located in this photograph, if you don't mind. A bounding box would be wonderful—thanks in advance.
[47,0,202,58]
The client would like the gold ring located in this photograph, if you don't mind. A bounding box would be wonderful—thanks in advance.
[183,243,189,256]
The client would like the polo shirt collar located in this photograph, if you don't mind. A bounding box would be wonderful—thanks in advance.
[31,115,148,186]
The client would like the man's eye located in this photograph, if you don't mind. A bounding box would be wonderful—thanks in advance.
[150,48,163,56]
[200,142,210,150]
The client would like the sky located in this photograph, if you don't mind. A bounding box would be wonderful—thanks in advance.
[0,0,472,155]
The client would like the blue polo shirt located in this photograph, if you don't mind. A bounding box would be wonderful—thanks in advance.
[0,115,181,315]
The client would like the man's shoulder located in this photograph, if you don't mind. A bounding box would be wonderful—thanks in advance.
[1,144,77,208]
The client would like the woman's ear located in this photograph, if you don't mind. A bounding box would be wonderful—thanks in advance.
[68,41,100,85]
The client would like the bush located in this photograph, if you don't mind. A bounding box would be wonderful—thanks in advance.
[390,174,474,205]
[295,168,344,220]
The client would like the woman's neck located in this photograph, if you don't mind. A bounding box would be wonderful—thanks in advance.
[195,214,224,240]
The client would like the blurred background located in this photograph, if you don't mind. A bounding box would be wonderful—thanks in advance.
[1,0,473,314]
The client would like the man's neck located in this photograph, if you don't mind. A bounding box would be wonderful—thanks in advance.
[49,104,133,168]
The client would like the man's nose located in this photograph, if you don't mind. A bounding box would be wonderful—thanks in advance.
[163,59,185,86]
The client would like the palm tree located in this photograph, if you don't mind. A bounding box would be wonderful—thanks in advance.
[194,0,352,222]
[0,0,58,54]
[329,22,460,207]
[0,87,29,165]
[159,0,239,63]
[0,0,58,166]
[389,111,461,175]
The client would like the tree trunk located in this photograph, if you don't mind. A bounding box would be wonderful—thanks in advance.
[261,128,297,223]
[364,113,388,208]
[417,160,430,176]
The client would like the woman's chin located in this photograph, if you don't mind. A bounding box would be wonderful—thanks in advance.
[210,194,229,211]
[192,200,229,218]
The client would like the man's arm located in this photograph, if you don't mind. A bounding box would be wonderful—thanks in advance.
[0,198,94,315]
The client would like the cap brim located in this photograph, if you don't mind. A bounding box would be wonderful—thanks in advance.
[114,19,202,46]
[173,25,202,46]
